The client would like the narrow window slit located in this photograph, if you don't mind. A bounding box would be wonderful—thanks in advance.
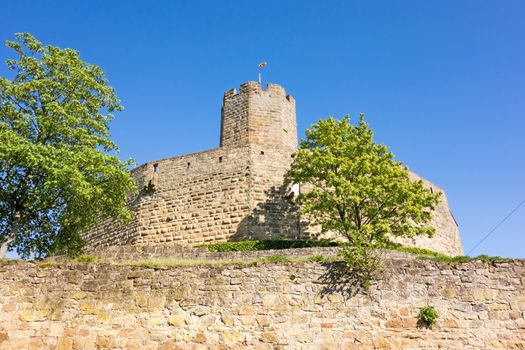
[219,156,223,163]
[153,163,158,173]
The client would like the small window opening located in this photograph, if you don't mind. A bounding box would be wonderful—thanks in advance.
[430,187,434,194]
[187,162,191,168]
[219,156,223,163]
[283,128,288,133]
[153,163,158,173]
[260,151,265,155]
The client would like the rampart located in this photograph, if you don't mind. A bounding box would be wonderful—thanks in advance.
[0,255,523,349]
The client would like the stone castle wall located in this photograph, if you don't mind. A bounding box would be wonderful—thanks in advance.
[84,147,253,246]
[84,82,464,256]
[395,174,464,256]
[0,257,523,349]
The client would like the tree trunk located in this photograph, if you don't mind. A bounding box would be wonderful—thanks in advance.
[0,237,14,258]
[0,213,20,258]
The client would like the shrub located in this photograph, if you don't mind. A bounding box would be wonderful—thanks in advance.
[340,245,381,290]
[419,306,438,327]
[199,239,339,252]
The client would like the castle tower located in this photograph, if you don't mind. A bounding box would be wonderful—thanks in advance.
[220,81,301,240]
[220,81,298,153]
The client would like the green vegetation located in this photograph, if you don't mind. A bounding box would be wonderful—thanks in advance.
[75,255,98,263]
[199,239,514,265]
[0,33,136,259]
[285,115,440,249]
[419,305,438,327]
[126,254,330,268]
[127,258,248,268]
[199,239,338,252]
[284,115,441,288]
[340,245,381,290]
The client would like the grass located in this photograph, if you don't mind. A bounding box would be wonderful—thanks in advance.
[75,255,98,263]
[126,258,248,268]
[17,240,517,269]
[124,254,340,268]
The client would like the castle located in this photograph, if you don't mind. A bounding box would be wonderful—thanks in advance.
[84,81,463,256]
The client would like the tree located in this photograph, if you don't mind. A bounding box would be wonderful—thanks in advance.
[285,115,440,248]
[0,33,136,258]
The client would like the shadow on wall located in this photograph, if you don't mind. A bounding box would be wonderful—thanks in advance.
[317,261,363,298]
[229,185,315,242]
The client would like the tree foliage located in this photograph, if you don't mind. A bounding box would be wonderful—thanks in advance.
[285,115,440,248]
[0,33,136,258]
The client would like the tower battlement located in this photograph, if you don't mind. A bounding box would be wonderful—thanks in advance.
[220,82,297,152]
[223,81,295,102]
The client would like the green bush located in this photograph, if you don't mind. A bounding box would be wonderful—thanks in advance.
[419,305,438,327]
[199,239,339,252]
[341,245,381,290]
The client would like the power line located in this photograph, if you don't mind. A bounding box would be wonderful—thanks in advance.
[467,198,525,256]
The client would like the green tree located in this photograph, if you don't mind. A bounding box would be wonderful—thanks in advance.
[285,115,440,248]
[0,33,136,258]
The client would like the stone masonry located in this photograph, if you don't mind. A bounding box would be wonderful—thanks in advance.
[0,256,523,349]
[83,82,464,256]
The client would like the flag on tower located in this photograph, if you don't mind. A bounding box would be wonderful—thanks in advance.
[258,62,267,69]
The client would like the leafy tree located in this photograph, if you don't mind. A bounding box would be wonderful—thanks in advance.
[285,115,440,248]
[0,33,136,258]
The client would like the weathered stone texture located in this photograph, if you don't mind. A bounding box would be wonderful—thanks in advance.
[83,81,463,256]
[0,257,523,349]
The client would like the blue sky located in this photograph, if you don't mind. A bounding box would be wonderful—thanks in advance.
[1,1,524,258]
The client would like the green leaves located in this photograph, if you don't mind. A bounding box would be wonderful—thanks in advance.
[285,115,440,247]
[0,33,136,258]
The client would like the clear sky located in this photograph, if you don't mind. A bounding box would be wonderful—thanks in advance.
[1,1,524,258]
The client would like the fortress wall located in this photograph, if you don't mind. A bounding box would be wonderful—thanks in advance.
[0,258,523,349]
[233,147,302,241]
[133,147,253,245]
[84,147,254,247]
[394,174,464,256]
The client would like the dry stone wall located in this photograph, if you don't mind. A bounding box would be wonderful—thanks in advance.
[0,256,523,349]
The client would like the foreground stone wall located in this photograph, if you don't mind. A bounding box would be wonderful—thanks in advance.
[0,256,523,349]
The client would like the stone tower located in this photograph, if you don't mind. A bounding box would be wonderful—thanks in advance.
[220,82,300,240]
[220,81,297,153]
[83,81,463,256]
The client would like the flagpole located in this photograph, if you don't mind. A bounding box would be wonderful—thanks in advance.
[258,62,267,86]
